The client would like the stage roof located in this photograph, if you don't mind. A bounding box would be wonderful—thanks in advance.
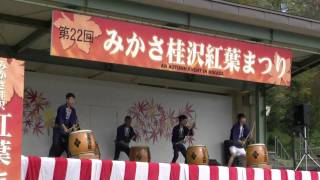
[0,0,319,92]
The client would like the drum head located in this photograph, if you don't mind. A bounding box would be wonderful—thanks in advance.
[247,143,265,147]
[189,145,206,147]
[70,129,92,135]
[131,146,149,148]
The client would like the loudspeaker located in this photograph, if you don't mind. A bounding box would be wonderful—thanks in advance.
[294,104,310,126]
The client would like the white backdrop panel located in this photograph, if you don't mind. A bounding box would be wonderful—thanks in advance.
[23,72,233,163]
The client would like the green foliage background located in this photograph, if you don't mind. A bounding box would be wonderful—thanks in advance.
[224,0,320,20]
[265,66,320,152]
[222,0,320,153]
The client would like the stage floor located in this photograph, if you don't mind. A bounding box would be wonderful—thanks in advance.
[22,156,319,180]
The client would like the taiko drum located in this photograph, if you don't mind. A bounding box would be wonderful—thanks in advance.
[246,144,268,166]
[186,145,209,165]
[68,130,97,157]
[129,146,151,162]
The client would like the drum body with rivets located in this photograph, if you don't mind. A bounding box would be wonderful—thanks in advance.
[68,130,97,157]
[246,144,268,166]
[186,145,209,165]
[129,146,151,162]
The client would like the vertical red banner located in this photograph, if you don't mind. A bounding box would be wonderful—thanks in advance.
[0,57,25,180]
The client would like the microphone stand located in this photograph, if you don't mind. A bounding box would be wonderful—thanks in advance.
[295,125,320,171]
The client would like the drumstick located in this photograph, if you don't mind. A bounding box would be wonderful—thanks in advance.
[185,122,195,147]
[187,122,195,136]
[243,120,256,143]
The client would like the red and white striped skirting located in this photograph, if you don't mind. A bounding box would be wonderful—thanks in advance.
[22,156,320,180]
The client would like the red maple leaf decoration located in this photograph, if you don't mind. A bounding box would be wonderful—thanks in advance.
[149,126,159,144]
[25,88,49,113]
[280,57,292,86]
[267,53,291,86]
[157,104,165,114]
[1,58,25,105]
[129,99,197,144]
[141,128,149,139]
[24,118,33,128]
[128,108,141,122]
[266,60,280,85]
[166,109,177,126]
[33,94,49,113]
[24,100,31,111]
[26,109,39,121]
[23,88,51,136]
[179,103,194,119]
[25,88,38,104]
[145,99,160,122]
[33,121,44,136]
[137,100,148,115]
[183,103,195,119]
[134,129,141,142]
[158,113,166,137]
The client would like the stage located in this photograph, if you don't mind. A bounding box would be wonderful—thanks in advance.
[1,1,320,179]
[22,156,319,180]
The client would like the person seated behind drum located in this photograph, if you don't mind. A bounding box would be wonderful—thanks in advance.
[171,115,195,163]
[114,116,137,160]
[49,93,79,157]
[227,113,250,167]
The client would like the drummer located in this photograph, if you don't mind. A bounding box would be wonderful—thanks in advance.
[113,116,137,160]
[48,93,79,157]
[171,114,195,163]
[227,113,250,166]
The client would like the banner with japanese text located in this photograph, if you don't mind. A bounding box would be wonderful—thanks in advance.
[51,10,292,86]
[0,57,24,180]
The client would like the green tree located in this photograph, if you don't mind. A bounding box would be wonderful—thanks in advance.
[224,0,320,20]
[266,66,320,151]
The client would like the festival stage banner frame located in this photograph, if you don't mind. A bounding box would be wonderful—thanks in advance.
[51,10,292,86]
[0,57,25,180]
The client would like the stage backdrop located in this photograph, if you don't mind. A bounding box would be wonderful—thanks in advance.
[22,72,232,163]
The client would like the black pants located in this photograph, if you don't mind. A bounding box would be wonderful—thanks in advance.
[171,143,187,163]
[113,143,130,160]
[49,129,70,157]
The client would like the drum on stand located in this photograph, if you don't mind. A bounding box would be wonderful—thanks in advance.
[186,145,209,165]
[246,143,268,166]
[71,142,100,159]
[72,153,98,159]
[95,142,101,159]
[129,146,151,162]
[68,130,97,158]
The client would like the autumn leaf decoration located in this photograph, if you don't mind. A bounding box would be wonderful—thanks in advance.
[23,88,51,136]
[128,99,197,145]
[54,12,102,53]
[279,55,292,86]
[267,53,291,86]
[0,58,25,105]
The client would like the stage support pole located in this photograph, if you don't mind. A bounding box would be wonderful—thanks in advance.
[255,85,266,143]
